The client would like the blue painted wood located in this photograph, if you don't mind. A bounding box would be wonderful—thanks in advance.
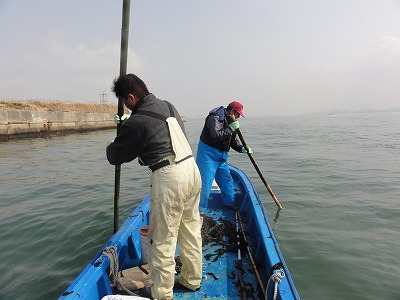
[60,166,300,300]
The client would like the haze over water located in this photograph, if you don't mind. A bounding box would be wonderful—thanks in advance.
[0,112,399,299]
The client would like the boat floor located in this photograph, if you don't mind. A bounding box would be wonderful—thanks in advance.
[116,207,260,299]
[174,207,259,299]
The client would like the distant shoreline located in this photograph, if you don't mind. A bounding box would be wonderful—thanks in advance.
[0,100,118,140]
[325,108,400,116]
[0,100,189,140]
[0,99,121,113]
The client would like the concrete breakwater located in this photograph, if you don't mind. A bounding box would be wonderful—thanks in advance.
[0,109,115,140]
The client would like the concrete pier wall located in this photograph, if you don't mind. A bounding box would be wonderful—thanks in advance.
[0,109,115,140]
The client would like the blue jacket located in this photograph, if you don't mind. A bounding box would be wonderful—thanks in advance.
[199,106,242,152]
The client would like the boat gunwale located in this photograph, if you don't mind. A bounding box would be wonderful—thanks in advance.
[60,166,300,299]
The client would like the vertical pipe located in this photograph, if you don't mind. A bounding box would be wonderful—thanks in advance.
[114,0,131,233]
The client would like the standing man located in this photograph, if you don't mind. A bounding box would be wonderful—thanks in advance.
[196,101,251,214]
[106,74,202,300]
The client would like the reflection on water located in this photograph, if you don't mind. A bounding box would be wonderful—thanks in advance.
[1,113,400,299]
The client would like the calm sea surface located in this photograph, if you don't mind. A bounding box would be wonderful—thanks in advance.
[0,112,399,299]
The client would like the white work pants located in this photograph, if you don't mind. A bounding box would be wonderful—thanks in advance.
[148,157,202,299]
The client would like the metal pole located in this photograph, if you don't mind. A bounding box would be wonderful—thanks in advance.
[114,0,131,233]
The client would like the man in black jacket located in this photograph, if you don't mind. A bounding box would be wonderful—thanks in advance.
[107,74,202,300]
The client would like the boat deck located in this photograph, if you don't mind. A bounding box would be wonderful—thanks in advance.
[174,205,260,299]
[60,167,299,300]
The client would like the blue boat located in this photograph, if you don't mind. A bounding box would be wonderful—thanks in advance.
[60,166,300,299]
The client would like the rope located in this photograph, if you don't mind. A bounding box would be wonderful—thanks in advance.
[265,269,285,300]
[102,246,139,296]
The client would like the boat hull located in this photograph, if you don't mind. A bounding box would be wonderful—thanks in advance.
[60,166,300,299]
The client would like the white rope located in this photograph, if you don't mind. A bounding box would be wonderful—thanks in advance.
[102,246,139,296]
[265,269,285,300]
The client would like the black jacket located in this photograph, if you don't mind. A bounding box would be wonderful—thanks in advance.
[107,94,185,166]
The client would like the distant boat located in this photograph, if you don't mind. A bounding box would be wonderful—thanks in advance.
[60,165,300,300]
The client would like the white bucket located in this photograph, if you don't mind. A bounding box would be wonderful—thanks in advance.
[140,226,149,263]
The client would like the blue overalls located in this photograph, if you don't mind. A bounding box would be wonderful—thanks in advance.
[196,140,235,211]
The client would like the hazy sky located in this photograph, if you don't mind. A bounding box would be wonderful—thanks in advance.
[1,0,400,117]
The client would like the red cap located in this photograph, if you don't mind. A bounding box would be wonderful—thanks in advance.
[228,101,245,118]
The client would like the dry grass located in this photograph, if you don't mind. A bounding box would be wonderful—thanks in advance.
[0,99,124,113]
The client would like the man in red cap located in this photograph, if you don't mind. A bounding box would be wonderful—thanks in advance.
[196,101,251,215]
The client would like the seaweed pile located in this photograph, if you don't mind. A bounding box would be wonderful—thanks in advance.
[201,215,239,262]
[174,213,259,298]
[175,214,239,273]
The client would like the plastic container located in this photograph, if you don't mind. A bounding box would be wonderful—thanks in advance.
[140,226,149,263]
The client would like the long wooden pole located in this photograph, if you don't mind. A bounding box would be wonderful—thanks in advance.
[235,210,247,300]
[236,209,266,297]
[235,127,283,209]
[114,0,131,233]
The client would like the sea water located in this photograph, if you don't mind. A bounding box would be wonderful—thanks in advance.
[0,112,399,299]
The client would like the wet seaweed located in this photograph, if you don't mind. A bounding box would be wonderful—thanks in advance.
[174,212,260,299]
[201,215,239,261]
